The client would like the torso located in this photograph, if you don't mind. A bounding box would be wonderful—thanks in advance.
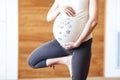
[53,0,92,44]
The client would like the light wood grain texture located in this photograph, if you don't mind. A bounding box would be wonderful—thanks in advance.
[19,77,120,80]
[19,0,105,78]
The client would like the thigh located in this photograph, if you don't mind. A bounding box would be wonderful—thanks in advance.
[72,39,92,80]
[28,39,69,63]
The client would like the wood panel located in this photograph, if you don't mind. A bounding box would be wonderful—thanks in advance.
[19,0,105,78]
[19,78,120,80]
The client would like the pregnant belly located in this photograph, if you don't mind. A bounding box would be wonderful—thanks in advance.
[53,15,88,44]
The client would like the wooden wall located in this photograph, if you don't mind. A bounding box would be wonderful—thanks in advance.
[19,0,105,78]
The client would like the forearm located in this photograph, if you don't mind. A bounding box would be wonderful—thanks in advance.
[46,8,60,22]
[75,19,98,45]
[75,0,98,46]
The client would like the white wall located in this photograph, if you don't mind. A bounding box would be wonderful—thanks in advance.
[0,0,18,79]
[105,0,120,77]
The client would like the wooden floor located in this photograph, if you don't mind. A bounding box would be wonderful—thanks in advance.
[19,77,120,80]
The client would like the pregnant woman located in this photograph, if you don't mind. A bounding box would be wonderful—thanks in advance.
[27,0,98,80]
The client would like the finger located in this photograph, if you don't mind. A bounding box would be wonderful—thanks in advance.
[68,7,76,14]
[65,9,75,17]
[61,44,70,49]
[67,9,75,16]
[65,10,72,16]
[66,46,72,50]
[64,43,69,45]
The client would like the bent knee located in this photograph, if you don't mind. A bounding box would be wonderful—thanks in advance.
[27,58,38,69]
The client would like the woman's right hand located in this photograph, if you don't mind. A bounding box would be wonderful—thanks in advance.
[59,6,76,17]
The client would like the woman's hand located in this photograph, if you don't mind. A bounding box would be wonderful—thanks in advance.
[61,42,81,50]
[59,6,76,17]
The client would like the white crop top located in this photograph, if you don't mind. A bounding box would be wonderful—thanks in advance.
[53,0,92,44]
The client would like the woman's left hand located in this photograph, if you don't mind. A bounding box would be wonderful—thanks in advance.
[61,42,80,50]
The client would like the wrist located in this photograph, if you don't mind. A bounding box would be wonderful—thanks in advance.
[57,7,61,13]
[58,7,64,14]
[74,41,82,47]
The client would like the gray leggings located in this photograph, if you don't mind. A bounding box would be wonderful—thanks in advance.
[28,38,92,80]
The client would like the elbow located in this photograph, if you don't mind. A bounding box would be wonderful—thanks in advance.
[89,15,98,28]
[46,14,51,22]
[46,17,52,22]
[46,17,54,22]
[46,15,54,22]
[93,19,98,26]
[91,18,98,28]
[94,16,98,26]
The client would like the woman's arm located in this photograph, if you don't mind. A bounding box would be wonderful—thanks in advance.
[61,0,98,49]
[46,0,60,22]
[46,0,76,22]
[75,0,98,46]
